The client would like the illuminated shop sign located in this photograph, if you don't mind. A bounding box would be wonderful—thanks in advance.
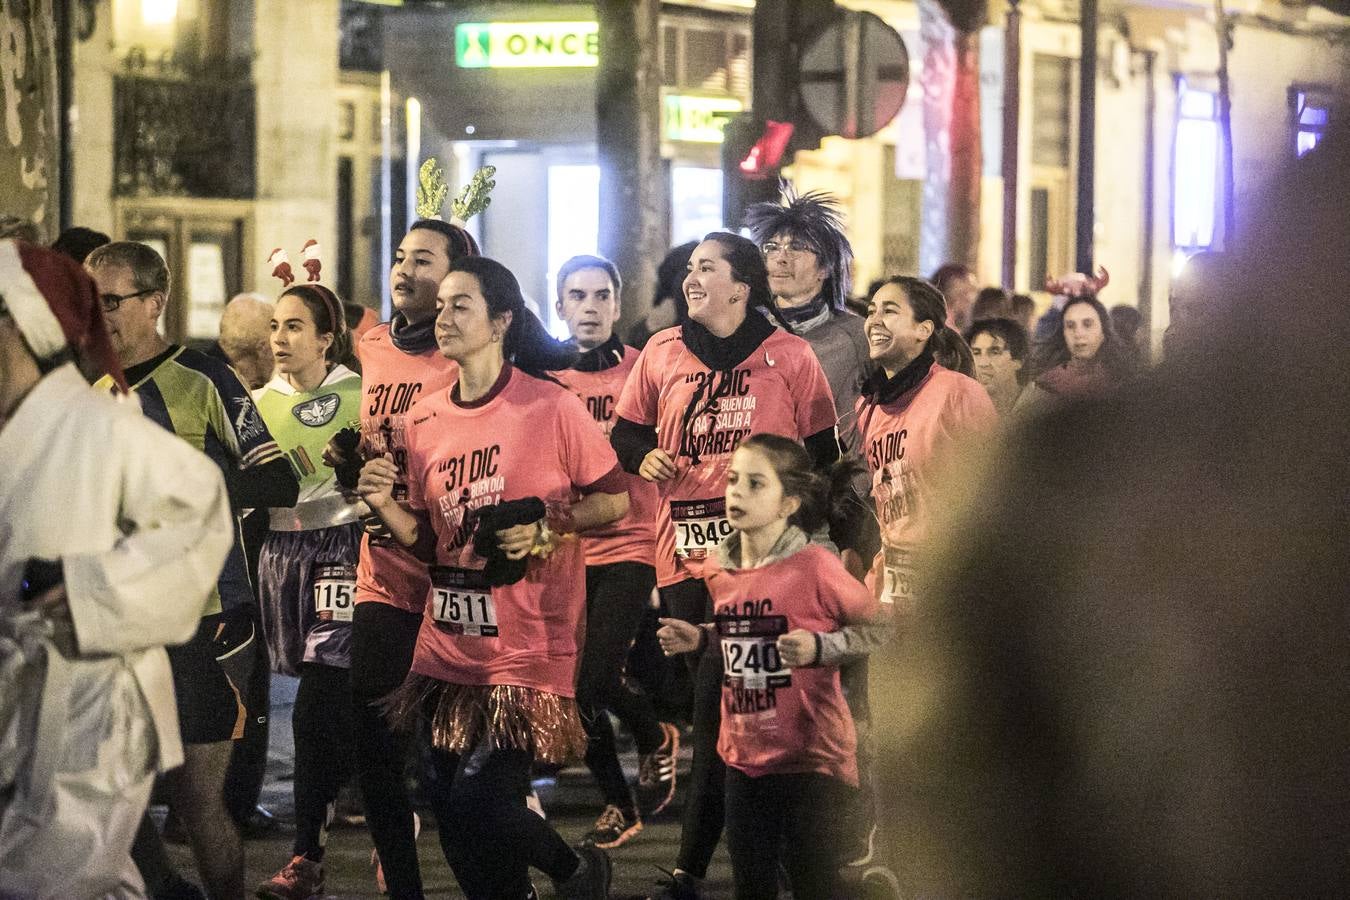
[663,95,744,143]
[455,22,599,68]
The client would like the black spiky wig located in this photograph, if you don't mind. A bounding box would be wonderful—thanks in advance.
[744,186,854,312]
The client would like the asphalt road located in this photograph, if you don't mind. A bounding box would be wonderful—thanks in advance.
[159,677,735,899]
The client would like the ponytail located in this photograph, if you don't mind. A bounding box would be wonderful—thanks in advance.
[739,434,867,538]
[930,325,975,376]
[447,256,578,378]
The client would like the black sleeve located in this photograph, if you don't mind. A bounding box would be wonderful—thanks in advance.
[225,457,300,511]
[805,427,841,471]
[610,416,658,475]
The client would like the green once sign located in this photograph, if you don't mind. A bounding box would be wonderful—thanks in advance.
[455,22,600,69]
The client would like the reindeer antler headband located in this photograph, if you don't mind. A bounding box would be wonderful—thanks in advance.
[269,240,344,333]
[1045,266,1110,298]
[416,158,497,226]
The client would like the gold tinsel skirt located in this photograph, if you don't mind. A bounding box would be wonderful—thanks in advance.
[382,674,587,764]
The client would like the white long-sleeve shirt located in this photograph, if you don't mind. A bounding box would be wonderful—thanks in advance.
[0,363,233,778]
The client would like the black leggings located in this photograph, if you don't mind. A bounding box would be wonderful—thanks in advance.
[724,768,855,900]
[661,578,725,878]
[292,662,355,861]
[577,561,662,815]
[428,742,579,898]
[351,602,425,900]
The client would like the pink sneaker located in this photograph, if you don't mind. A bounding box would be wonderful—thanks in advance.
[256,855,323,900]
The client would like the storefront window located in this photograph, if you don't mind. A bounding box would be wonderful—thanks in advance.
[1173,80,1220,251]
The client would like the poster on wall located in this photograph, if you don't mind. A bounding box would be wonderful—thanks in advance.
[0,0,60,237]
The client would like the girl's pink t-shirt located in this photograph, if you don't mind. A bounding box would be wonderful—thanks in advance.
[706,543,879,785]
[552,346,658,568]
[856,364,997,609]
[614,325,837,587]
[354,324,459,613]
[402,367,623,697]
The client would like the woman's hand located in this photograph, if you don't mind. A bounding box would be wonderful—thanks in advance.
[496,520,542,561]
[776,629,819,667]
[657,617,703,656]
[356,454,399,511]
[639,449,677,482]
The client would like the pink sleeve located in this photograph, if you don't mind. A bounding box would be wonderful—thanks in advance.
[817,550,881,624]
[951,378,999,437]
[792,347,839,439]
[555,390,623,490]
[614,341,659,426]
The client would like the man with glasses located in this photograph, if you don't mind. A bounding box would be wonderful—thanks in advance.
[85,241,298,900]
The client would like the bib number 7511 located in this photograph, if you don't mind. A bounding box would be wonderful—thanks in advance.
[429,566,498,637]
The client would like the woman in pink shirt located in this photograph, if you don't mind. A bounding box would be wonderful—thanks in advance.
[1019,293,1139,410]
[358,256,628,900]
[858,276,998,613]
[658,435,881,900]
[610,232,838,896]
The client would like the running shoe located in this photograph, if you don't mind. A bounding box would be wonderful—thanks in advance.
[582,804,643,849]
[255,855,323,900]
[858,864,904,900]
[643,868,701,900]
[371,811,421,894]
[556,844,612,900]
[636,721,680,816]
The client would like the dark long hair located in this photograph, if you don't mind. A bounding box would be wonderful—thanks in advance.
[739,433,869,539]
[279,282,358,373]
[876,276,973,375]
[446,256,577,377]
[1032,294,1137,380]
[702,232,793,333]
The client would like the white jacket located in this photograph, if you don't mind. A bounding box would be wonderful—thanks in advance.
[0,364,232,845]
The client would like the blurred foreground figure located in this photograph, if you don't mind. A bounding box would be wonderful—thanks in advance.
[0,241,232,898]
[874,124,1350,896]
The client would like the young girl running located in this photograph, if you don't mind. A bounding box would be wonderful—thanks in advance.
[325,219,478,899]
[857,276,997,614]
[657,434,881,900]
[358,256,628,900]
[611,232,838,899]
[252,282,363,900]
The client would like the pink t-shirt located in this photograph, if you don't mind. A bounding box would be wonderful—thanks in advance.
[856,364,997,609]
[402,367,622,697]
[552,347,658,568]
[614,326,837,587]
[354,324,459,612]
[706,543,878,785]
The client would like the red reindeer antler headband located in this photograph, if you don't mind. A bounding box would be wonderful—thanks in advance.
[1045,266,1110,298]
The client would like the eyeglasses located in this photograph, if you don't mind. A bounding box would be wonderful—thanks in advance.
[100,288,157,313]
[761,240,814,259]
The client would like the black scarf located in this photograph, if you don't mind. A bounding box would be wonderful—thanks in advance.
[677,312,777,465]
[777,293,830,329]
[572,333,626,373]
[389,311,438,354]
[861,346,935,405]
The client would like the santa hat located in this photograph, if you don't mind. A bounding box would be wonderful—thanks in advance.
[0,239,129,391]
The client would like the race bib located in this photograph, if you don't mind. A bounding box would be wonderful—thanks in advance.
[716,614,792,690]
[430,566,498,637]
[313,564,357,622]
[670,498,732,560]
[881,546,914,609]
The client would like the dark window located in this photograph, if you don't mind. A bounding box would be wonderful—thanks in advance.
[1030,187,1050,291]
[1032,55,1072,168]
